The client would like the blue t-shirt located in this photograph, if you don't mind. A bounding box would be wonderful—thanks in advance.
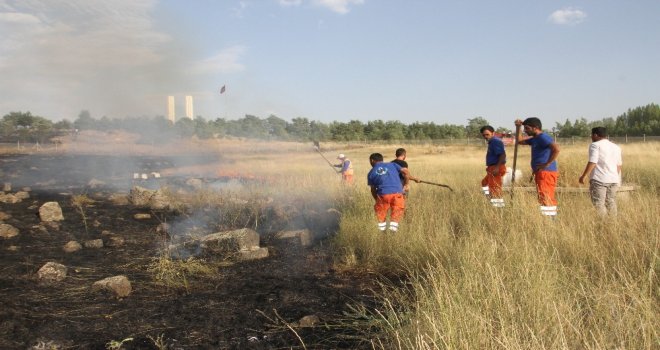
[367,162,404,195]
[486,137,506,166]
[526,133,557,172]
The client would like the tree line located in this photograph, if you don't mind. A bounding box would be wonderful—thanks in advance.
[1,103,658,143]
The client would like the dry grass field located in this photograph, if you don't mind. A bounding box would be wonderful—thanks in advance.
[1,133,657,349]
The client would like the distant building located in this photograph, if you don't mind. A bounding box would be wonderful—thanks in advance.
[185,95,194,120]
[167,96,175,123]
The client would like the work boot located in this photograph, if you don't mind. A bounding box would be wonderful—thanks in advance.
[481,186,490,196]
[378,222,387,231]
[389,222,399,232]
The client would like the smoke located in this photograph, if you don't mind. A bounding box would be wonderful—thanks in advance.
[0,0,200,120]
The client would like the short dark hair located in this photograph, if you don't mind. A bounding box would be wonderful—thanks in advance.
[395,148,406,157]
[522,117,542,129]
[369,153,383,162]
[480,125,494,133]
[592,127,608,137]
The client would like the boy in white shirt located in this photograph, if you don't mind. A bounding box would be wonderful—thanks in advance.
[579,127,623,216]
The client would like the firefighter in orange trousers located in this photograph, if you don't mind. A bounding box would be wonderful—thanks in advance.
[480,126,507,207]
[334,153,354,184]
[367,153,418,232]
[515,117,560,217]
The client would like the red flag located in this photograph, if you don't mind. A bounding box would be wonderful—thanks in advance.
[220,85,226,94]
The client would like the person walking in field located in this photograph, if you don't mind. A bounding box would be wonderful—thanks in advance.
[334,154,354,184]
[367,153,418,232]
[579,127,623,216]
[515,117,560,217]
[480,126,507,207]
[391,148,420,197]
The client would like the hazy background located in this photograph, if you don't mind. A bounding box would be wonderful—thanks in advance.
[1,0,659,127]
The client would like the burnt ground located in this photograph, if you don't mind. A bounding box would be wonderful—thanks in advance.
[0,154,383,349]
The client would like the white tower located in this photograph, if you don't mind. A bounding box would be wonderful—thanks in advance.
[185,95,194,120]
[167,96,175,123]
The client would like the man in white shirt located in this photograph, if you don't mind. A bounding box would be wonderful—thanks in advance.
[579,127,623,216]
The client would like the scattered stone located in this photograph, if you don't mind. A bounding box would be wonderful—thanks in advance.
[105,236,125,247]
[297,314,320,328]
[7,245,19,251]
[0,223,19,238]
[83,239,104,249]
[39,202,64,222]
[276,229,313,247]
[0,211,12,220]
[92,219,102,227]
[91,275,132,298]
[128,186,172,209]
[14,191,30,200]
[0,193,19,203]
[238,247,269,261]
[63,241,82,253]
[134,213,151,220]
[37,262,67,282]
[199,228,260,253]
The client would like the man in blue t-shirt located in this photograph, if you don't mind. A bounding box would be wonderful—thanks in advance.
[515,117,560,217]
[480,125,507,207]
[367,153,418,232]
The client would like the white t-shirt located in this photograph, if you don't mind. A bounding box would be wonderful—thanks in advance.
[588,139,622,184]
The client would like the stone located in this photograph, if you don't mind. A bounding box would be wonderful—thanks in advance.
[0,211,11,220]
[134,213,151,220]
[297,314,320,327]
[91,275,132,298]
[14,191,30,200]
[37,262,67,282]
[0,223,19,238]
[238,247,269,261]
[63,241,82,253]
[275,229,313,247]
[0,193,19,204]
[199,228,261,254]
[84,239,104,248]
[39,202,64,222]
[105,236,125,247]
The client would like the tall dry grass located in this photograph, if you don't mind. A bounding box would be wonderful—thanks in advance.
[333,143,659,349]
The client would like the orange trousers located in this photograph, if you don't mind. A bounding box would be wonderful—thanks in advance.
[342,174,354,185]
[535,170,558,206]
[374,193,405,222]
[481,164,507,198]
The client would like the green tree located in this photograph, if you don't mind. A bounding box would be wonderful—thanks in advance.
[466,117,490,137]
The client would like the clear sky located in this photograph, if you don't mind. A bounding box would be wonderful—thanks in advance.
[1,0,658,129]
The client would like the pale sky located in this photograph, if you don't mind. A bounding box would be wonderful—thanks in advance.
[1,0,658,129]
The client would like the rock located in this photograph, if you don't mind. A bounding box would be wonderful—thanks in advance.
[91,275,132,298]
[199,228,261,254]
[39,202,64,222]
[128,186,171,209]
[275,229,313,247]
[105,236,125,247]
[14,191,30,200]
[0,211,11,220]
[83,239,104,248]
[63,241,82,253]
[0,193,19,204]
[0,223,19,238]
[297,314,320,327]
[37,262,67,282]
[238,247,269,261]
[134,213,151,220]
